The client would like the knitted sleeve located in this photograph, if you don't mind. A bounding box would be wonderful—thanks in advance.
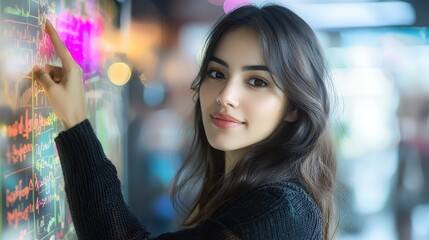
[55,119,148,239]
[55,119,322,240]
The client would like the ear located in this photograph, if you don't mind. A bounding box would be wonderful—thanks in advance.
[284,109,298,122]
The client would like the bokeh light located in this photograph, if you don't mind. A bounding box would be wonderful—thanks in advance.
[108,62,131,86]
[143,81,165,107]
[223,0,251,13]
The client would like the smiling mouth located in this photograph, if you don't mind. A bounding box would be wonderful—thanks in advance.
[210,113,245,129]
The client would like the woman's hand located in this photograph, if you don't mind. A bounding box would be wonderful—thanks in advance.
[33,20,86,130]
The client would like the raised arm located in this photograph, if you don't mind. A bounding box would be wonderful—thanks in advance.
[33,19,86,130]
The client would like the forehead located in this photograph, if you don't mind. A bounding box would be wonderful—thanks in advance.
[213,28,265,65]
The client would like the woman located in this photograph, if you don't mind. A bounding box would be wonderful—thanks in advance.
[34,4,336,240]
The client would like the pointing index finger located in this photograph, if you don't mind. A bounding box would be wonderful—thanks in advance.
[44,19,75,69]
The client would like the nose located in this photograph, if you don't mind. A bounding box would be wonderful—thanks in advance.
[216,77,240,108]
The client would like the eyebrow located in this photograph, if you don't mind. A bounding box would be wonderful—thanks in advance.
[209,56,270,72]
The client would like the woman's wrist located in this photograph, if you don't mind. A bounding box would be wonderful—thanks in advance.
[62,115,87,130]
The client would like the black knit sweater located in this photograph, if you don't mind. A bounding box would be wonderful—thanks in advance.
[54,119,322,239]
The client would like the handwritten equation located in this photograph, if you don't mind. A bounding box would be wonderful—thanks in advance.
[0,0,123,239]
[0,0,106,239]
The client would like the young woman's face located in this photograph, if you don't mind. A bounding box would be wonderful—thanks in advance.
[199,28,289,153]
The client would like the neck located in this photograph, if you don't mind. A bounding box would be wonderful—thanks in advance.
[224,149,246,176]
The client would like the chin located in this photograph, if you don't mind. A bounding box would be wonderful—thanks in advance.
[207,139,246,152]
[208,140,231,151]
[209,143,230,152]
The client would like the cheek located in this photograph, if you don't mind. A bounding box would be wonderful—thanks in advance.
[245,96,286,122]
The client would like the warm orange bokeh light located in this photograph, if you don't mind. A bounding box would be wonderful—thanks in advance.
[108,62,131,86]
[100,20,163,82]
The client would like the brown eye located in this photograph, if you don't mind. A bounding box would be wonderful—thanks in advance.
[248,78,268,87]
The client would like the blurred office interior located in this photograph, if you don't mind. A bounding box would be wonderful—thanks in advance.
[1,0,429,239]
[121,1,429,239]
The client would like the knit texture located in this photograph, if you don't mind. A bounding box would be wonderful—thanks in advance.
[55,119,322,240]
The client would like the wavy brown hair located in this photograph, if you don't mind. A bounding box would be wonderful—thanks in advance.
[171,4,337,239]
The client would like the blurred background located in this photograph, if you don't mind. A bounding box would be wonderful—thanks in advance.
[1,0,429,239]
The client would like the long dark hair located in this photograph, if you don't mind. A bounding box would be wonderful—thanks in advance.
[171,4,336,239]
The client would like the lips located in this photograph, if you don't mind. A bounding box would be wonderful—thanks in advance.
[211,112,244,129]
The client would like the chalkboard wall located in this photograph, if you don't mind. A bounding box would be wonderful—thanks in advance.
[0,0,125,239]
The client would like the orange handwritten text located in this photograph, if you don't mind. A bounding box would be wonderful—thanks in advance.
[7,203,34,228]
[5,179,33,207]
[6,143,33,165]
[7,109,58,139]
[7,108,32,139]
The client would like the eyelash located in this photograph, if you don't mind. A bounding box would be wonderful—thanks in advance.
[207,69,225,80]
[247,78,268,87]
[207,69,269,88]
